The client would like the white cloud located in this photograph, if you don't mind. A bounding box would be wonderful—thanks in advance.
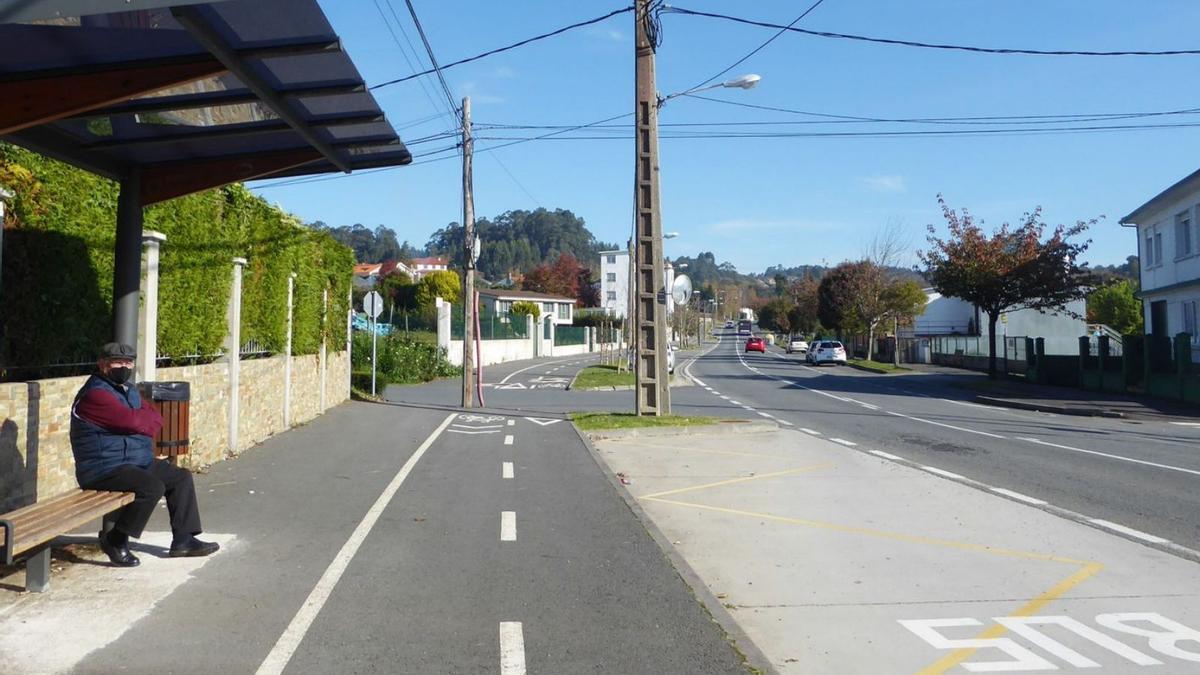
[859,175,907,193]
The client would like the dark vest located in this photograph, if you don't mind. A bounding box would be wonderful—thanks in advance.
[70,374,154,485]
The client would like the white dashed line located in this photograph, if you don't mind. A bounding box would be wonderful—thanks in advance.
[741,405,755,410]
[1017,437,1200,477]
[922,466,966,480]
[1089,519,1169,544]
[778,420,794,426]
[500,512,517,541]
[502,462,514,479]
[830,438,857,447]
[858,403,881,411]
[504,435,514,446]
[990,488,1047,505]
[869,450,902,460]
[507,419,515,426]
[500,622,526,675]
[799,428,820,435]
[1169,421,1200,427]
[730,400,742,405]
[757,412,774,419]
[720,395,731,400]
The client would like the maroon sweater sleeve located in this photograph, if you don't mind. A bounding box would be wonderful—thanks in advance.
[74,388,163,437]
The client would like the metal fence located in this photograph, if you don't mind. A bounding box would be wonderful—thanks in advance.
[451,307,529,340]
[554,325,588,346]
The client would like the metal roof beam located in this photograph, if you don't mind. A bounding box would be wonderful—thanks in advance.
[85,112,384,149]
[74,83,366,119]
[172,5,351,172]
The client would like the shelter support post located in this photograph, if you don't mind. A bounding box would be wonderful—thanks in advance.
[112,171,143,347]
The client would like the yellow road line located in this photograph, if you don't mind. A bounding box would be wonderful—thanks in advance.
[637,463,834,500]
[918,562,1104,675]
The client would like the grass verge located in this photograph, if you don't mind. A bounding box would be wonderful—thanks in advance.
[846,358,909,374]
[570,412,720,431]
[572,364,635,389]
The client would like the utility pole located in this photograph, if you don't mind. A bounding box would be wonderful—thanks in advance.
[461,96,476,408]
[633,0,670,415]
[622,236,635,373]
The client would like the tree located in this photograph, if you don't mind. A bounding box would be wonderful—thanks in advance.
[880,279,928,366]
[1087,279,1143,335]
[416,269,461,310]
[919,195,1100,378]
[521,252,582,300]
[787,277,820,336]
[757,298,793,335]
[510,300,540,321]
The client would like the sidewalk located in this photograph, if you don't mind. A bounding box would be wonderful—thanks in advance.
[587,424,1200,674]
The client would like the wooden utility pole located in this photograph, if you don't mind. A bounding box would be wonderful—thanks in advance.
[634,0,670,415]
[461,96,476,408]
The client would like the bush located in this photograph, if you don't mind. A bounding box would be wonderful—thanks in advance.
[351,332,458,385]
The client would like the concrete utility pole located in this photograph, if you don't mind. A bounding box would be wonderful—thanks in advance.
[461,96,477,408]
[633,0,670,415]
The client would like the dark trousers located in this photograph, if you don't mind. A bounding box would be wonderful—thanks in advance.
[82,459,202,539]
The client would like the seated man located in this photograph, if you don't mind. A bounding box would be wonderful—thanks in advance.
[70,342,218,566]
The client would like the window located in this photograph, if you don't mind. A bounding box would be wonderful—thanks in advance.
[1185,300,1199,341]
[543,302,554,314]
[1145,230,1154,266]
[1155,230,1164,266]
[497,300,511,313]
[1176,211,1193,258]
[606,255,616,264]
[606,272,617,283]
[607,291,617,302]
[557,303,570,320]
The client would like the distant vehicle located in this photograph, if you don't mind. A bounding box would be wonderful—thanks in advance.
[786,337,809,354]
[668,344,676,374]
[745,336,766,353]
[737,320,752,336]
[739,307,755,322]
[724,320,734,328]
[807,341,847,365]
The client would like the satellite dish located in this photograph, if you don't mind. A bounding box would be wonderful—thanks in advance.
[671,274,693,305]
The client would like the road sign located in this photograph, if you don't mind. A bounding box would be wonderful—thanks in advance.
[364,291,384,319]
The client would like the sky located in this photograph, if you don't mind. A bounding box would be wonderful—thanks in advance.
[247,0,1200,273]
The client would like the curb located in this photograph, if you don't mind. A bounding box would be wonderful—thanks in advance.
[975,395,1125,418]
[568,422,780,675]
[845,362,904,375]
[581,419,778,440]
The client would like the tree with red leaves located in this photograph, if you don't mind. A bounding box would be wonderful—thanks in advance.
[919,195,1100,378]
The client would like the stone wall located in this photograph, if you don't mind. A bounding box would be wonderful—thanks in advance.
[0,349,350,509]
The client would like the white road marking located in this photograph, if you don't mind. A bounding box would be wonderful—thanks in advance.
[799,428,820,435]
[720,395,731,400]
[1089,519,1169,544]
[704,386,713,391]
[757,412,774,418]
[507,420,515,426]
[1016,436,1200,477]
[885,410,1006,439]
[869,450,903,460]
[499,356,578,384]
[778,420,794,426]
[452,423,503,430]
[504,435,514,445]
[741,405,755,410]
[730,400,742,405]
[499,622,526,675]
[448,429,501,435]
[830,438,857,447]
[991,488,1047,505]
[256,412,457,675]
[502,462,514,479]
[523,417,562,426]
[858,402,881,411]
[922,466,966,480]
[501,511,517,541]
[691,375,707,387]
[1169,421,1200,427]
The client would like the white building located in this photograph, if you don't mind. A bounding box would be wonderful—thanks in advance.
[599,249,629,318]
[477,288,575,325]
[1120,168,1200,359]
[910,289,1086,355]
[408,256,449,280]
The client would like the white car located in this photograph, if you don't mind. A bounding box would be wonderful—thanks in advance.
[786,337,809,354]
[807,341,847,365]
[668,344,676,374]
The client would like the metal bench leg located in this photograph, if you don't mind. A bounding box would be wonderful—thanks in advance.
[26,548,51,593]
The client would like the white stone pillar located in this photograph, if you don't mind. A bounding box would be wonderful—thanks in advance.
[436,296,451,355]
[283,272,296,428]
[346,286,352,399]
[226,257,246,454]
[137,230,166,382]
[320,287,328,411]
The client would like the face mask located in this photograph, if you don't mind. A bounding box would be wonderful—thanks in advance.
[108,367,133,385]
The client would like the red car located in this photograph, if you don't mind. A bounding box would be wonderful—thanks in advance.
[745,336,766,353]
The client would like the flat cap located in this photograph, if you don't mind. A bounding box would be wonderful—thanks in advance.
[99,342,136,359]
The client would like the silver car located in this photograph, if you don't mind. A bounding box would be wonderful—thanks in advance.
[807,341,847,365]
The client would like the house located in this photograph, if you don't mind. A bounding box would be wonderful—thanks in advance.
[1120,168,1200,360]
[907,288,1086,355]
[352,260,413,289]
[599,249,629,318]
[409,256,449,279]
[477,288,575,325]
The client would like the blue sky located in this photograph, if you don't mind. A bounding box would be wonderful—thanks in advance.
[248,0,1200,272]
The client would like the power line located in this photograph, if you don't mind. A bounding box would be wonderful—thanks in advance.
[401,0,460,120]
[688,0,825,91]
[665,6,1200,57]
[488,152,541,207]
[370,6,635,91]
[372,0,454,130]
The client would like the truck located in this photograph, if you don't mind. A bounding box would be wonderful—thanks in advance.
[738,307,755,322]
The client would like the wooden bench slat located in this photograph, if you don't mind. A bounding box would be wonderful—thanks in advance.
[9,491,123,533]
[2,491,134,555]
[0,490,99,522]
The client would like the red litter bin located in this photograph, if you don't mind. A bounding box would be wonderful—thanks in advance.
[137,381,190,460]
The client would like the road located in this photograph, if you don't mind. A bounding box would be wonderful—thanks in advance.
[683,329,1200,552]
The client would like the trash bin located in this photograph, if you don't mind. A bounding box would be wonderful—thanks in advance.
[137,381,190,460]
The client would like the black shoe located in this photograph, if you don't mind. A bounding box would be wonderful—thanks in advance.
[98,533,140,567]
[169,537,219,558]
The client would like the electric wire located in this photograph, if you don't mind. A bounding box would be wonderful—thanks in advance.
[402,0,461,119]
[687,0,825,92]
[372,0,454,131]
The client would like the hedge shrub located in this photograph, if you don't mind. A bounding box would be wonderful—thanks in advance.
[0,144,352,372]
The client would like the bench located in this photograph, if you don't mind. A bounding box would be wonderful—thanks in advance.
[1,489,134,592]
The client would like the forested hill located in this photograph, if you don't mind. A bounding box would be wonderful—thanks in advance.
[426,208,616,280]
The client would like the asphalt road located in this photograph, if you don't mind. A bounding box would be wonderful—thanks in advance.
[75,400,747,674]
[684,329,1200,552]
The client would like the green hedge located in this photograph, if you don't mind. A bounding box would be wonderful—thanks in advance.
[0,144,352,371]
[350,332,458,385]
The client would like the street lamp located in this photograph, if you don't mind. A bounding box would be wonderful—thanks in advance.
[658,73,762,108]
[663,232,680,239]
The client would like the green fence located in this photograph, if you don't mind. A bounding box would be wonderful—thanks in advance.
[554,325,588,346]
[451,307,529,340]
